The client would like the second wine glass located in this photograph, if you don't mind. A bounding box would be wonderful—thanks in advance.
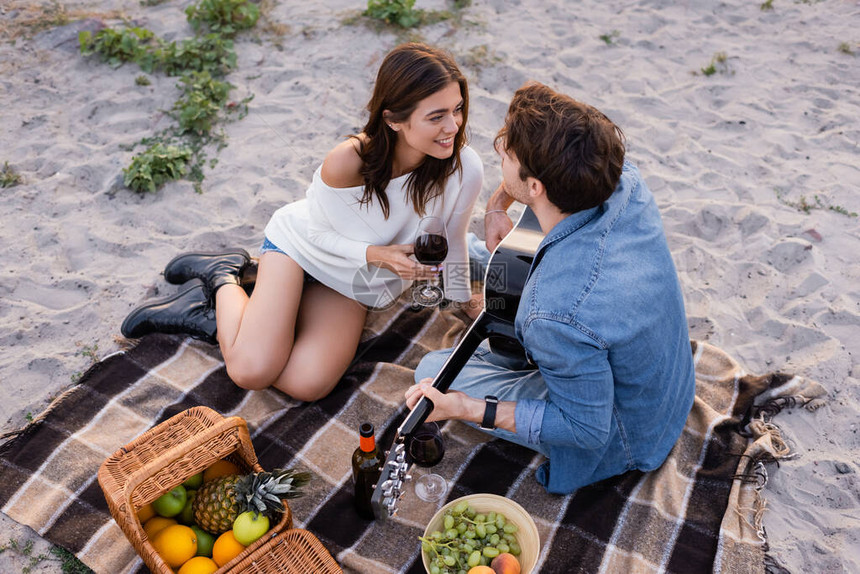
[408,422,448,502]
[412,216,448,307]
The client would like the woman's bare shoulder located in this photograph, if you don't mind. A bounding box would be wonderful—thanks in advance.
[321,136,365,188]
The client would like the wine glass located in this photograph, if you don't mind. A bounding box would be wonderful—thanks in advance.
[412,216,448,307]
[408,422,448,502]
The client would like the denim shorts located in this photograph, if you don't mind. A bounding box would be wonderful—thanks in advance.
[259,237,319,284]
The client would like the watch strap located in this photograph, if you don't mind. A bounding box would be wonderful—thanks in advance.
[480,395,499,430]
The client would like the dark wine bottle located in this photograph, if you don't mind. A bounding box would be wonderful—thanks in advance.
[351,422,382,520]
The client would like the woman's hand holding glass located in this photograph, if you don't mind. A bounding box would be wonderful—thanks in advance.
[366,244,439,280]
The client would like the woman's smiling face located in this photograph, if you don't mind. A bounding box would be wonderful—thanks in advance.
[389,81,464,171]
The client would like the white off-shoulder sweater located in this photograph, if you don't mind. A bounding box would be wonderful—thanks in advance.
[264,145,483,308]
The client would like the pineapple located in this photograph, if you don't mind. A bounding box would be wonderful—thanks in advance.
[192,467,310,534]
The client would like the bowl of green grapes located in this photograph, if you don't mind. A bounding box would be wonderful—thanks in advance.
[420,493,539,574]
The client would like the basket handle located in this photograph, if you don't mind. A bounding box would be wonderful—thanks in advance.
[122,415,253,526]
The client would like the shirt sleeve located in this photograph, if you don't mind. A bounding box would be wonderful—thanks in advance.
[515,317,614,450]
[305,173,372,268]
[442,148,484,302]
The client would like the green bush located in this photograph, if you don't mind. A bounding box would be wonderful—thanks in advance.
[79,27,157,70]
[172,71,234,135]
[159,33,237,76]
[1,161,23,188]
[123,143,192,192]
[185,0,260,37]
[364,0,422,28]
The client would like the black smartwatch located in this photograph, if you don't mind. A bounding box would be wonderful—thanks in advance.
[479,395,499,430]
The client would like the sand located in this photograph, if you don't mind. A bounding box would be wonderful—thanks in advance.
[1,0,858,572]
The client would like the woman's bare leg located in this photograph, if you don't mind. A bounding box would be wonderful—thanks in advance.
[215,252,305,389]
[214,251,367,400]
[272,282,367,401]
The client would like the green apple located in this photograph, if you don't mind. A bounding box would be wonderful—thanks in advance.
[182,472,204,489]
[178,490,196,525]
[191,526,215,557]
[152,485,187,518]
[232,511,270,546]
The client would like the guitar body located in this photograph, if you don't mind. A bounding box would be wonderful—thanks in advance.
[371,207,544,519]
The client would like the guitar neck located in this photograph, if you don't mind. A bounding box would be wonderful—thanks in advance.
[396,312,493,437]
[371,312,492,520]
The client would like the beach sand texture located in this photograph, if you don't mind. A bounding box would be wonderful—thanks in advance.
[1,0,858,572]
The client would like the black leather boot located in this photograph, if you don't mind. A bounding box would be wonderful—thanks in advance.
[163,249,251,298]
[121,283,218,344]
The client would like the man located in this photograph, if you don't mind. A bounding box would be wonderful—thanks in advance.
[405,83,695,494]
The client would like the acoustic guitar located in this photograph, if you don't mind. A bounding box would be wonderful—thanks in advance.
[371,207,544,519]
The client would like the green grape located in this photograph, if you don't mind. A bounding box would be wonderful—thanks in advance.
[463,528,476,539]
[475,513,486,523]
[498,542,510,553]
[495,514,506,528]
[503,533,516,543]
[490,533,500,546]
[509,541,521,556]
[431,530,443,540]
[443,555,456,567]
[467,550,481,567]
[430,565,440,574]
[485,523,497,534]
[445,528,458,539]
[457,521,468,533]
[503,522,517,534]
[444,514,455,531]
[454,500,469,514]
[475,523,486,538]
[487,511,497,522]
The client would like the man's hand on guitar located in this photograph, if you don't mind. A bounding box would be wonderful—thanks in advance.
[484,183,516,252]
[485,211,513,252]
[405,379,473,423]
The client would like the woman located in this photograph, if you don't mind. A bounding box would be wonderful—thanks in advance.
[121,43,483,401]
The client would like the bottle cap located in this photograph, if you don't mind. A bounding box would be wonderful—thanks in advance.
[360,423,374,438]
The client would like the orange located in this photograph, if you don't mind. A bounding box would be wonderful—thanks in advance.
[177,556,219,574]
[143,516,177,539]
[203,460,241,482]
[137,503,155,524]
[467,567,495,574]
[211,530,246,567]
[152,524,198,568]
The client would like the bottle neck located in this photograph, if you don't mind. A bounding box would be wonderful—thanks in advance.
[359,434,375,452]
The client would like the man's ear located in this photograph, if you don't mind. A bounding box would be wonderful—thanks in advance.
[527,177,546,199]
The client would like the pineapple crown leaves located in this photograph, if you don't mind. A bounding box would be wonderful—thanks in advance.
[233,468,311,516]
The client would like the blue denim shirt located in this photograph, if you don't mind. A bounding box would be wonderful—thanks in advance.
[514,161,695,493]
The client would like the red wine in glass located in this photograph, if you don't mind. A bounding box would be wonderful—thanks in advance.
[408,422,449,502]
[414,233,448,266]
[413,216,448,307]
[408,423,446,467]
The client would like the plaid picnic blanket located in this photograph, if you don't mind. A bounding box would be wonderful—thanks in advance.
[0,298,826,574]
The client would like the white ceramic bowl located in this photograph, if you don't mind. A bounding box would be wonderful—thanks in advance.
[422,493,539,573]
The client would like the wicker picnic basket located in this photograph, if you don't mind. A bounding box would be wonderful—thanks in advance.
[97,406,341,573]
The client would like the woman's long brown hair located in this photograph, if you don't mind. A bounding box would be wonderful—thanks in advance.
[353,43,469,218]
